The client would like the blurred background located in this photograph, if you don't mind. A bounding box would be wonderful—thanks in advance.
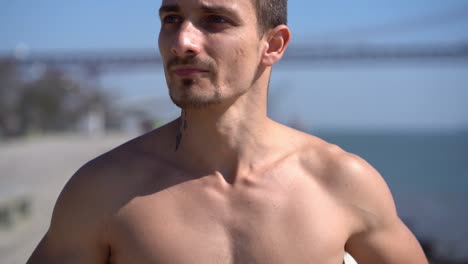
[1,0,467,263]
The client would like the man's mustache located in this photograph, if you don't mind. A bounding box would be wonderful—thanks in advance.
[166,56,215,71]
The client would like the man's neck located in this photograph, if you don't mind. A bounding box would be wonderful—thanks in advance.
[172,93,280,183]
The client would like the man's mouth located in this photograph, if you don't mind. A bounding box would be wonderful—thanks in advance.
[173,68,209,77]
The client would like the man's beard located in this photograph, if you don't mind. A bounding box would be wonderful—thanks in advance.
[165,56,221,109]
[169,78,223,109]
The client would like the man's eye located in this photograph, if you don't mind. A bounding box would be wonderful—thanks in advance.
[162,15,183,24]
[205,15,229,24]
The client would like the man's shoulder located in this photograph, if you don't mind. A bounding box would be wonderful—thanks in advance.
[296,132,382,188]
[296,132,397,228]
[275,125,381,187]
[82,120,178,177]
[62,122,179,208]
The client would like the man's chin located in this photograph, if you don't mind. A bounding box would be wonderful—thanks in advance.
[171,98,222,109]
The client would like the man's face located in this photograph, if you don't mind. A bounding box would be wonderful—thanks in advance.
[158,0,264,109]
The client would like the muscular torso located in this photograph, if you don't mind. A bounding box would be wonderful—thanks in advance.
[103,149,355,264]
[27,125,427,264]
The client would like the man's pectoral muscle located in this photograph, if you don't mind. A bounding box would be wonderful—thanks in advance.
[27,137,428,264]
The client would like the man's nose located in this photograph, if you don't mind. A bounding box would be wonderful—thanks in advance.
[171,21,201,57]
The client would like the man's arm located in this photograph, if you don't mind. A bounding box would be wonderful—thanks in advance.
[346,216,426,263]
[332,151,427,264]
[27,163,110,264]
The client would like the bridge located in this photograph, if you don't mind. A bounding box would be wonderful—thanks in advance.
[1,43,467,77]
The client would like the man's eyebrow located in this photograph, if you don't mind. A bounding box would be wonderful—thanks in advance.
[200,5,236,15]
[200,4,241,20]
[159,4,180,16]
[158,4,241,20]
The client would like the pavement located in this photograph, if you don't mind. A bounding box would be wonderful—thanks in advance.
[0,133,133,264]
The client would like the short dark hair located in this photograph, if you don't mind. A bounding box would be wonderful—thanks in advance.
[253,0,288,32]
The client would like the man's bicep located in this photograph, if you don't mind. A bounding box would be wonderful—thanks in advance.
[27,168,109,263]
[27,230,104,264]
[27,220,107,264]
[331,152,427,263]
[346,216,427,264]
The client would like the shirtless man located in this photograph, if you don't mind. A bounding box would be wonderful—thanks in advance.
[27,0,428,263]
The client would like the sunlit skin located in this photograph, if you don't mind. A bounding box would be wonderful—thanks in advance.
[26,0,428,263]
[159,0,265,109]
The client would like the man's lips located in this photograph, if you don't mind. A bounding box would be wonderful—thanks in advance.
[173,68,209,77]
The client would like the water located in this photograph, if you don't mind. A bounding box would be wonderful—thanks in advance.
[315,130,468,258]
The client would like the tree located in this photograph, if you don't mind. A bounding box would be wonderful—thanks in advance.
[0,63,116,138]
[0,61,22,137]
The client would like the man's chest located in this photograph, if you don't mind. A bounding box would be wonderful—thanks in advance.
[107,175,351,264]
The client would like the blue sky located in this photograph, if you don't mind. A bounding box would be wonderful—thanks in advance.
[1,0,467,131]
[2,0,468,50]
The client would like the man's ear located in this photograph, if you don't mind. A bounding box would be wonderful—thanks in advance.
[261,25,291,66]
